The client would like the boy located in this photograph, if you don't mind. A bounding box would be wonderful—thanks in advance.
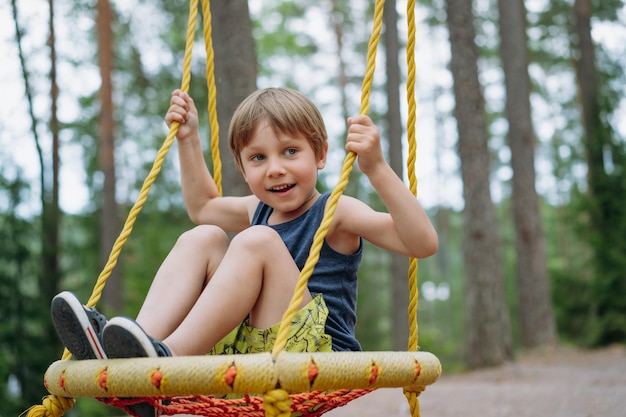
[52,87,437,374]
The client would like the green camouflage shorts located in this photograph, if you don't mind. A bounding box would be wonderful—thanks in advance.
[209,294,332,355]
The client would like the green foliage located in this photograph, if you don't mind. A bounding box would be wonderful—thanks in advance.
[355,242,393,351]
[413,207,466,370]
[547,127,626,347]
[252,0,317,86]
[119,203,193,316]
[573,173,626,345]
[417,328,464,373]
[0,165,62,415]
[592,0,625,21]
[551,268,595,344]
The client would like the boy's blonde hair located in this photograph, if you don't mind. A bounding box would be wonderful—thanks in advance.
[228,88,328,171]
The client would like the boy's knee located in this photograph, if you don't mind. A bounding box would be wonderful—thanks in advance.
[231,225,283,251]
[179,225,228,248]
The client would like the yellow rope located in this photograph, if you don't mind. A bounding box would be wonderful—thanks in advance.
[201,0,222,196]
[271,0,386,359]
[405,0,419,352]
[263,389,292,417]
[403,0,422,416]
[22,396,75,417]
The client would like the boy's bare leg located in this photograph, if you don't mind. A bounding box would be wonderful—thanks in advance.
[135,225,229,339]
[162,225,311,356]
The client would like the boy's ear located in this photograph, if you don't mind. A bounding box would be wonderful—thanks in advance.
[317,143,329,170]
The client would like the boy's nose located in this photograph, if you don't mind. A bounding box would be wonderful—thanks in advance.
[267,158,286,177]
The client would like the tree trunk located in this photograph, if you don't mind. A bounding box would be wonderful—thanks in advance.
[497,0,557,349]
[43,0,61,334]
[572,0,604,193]
[330,0,349,124]
[96,0,121,310]
[211,1,257,196]
[446,0,512,368]
[383,0,410,351]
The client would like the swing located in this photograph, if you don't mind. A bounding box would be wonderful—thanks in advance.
[26,1,441,416]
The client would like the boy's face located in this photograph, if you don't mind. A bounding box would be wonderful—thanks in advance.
[240,120,327,216]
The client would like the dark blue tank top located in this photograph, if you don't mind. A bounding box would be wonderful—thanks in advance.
[251,192,362,351]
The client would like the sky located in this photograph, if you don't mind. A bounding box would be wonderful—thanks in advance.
[1,1,96,216]
[1,1,625,217]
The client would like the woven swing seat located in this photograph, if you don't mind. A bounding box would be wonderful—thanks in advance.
[44,352,440,416]
[44,352,441,398]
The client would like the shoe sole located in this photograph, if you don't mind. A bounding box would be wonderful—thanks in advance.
[51,291,107,360]
[103,317,158,359]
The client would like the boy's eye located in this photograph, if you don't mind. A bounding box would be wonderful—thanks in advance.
[285,148,297,156]
[251,154,265,161]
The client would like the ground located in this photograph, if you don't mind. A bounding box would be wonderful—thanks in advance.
[325,345,626,417]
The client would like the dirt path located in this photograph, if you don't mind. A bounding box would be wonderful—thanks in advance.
[326,345,626,417]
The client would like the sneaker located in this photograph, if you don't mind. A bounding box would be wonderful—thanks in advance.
[51,291,107,360]
[102,317,172,359]
[103,317,172,417]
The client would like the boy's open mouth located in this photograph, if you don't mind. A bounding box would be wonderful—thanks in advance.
[270,184,295,193]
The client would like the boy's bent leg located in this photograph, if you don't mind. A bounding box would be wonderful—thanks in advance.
[238,227,313,329]
[163,226,311,355]
[136,225,229,340]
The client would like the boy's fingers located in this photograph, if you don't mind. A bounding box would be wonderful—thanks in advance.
[348,114,371,125]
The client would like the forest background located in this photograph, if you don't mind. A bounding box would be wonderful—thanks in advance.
[1,0,625,416]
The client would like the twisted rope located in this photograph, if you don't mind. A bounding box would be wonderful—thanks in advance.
[201,0,222,195]
[403,0,423,416]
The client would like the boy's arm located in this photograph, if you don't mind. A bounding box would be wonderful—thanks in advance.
[177,136,254,231]
[366,164,437,258]
[167,90,253,231]
[337,115,438,259]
